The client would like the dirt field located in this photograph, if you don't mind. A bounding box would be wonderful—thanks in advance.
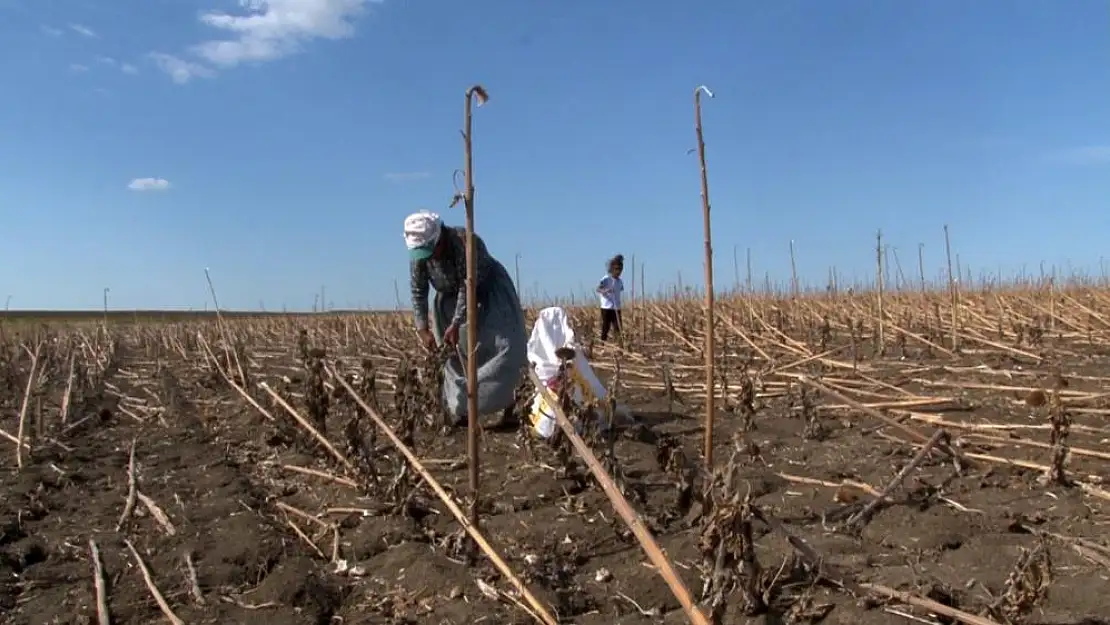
[2,289,1110,625]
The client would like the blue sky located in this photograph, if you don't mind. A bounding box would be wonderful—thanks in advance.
[1,0,1108,311]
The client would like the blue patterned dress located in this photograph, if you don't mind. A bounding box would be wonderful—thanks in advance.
[409,226,527,422]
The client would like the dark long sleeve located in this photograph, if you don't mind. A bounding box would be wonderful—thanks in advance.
[410,259,431,330]
[448,231,495,327]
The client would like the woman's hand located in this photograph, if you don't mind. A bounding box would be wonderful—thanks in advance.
[417,328,436,351]
[443,323,460,347]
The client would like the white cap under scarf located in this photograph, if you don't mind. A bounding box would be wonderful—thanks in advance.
[403,211,442,250]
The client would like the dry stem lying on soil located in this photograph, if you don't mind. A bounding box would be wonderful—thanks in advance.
[3,283,1110,625]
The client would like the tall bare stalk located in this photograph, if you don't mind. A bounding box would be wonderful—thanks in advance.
[694,84,716,471]
[461,83,489,525]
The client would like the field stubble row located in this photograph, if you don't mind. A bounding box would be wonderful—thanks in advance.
[1,285,1109,625]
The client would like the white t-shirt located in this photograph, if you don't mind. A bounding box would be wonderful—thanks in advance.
[597,274,623,310]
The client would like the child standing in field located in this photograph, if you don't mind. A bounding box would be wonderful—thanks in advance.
[596,254,624,342]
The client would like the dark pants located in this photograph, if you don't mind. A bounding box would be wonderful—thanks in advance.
[600,308,622,341]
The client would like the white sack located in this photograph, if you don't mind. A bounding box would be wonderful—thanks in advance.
[526,306,628,439]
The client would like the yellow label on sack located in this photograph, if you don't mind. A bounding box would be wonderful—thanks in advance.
[529,367,597,428]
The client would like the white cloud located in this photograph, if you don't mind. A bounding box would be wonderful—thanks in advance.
[1048,145,1110,166]
[149,53,215,84]
[41,25,63,37]
[152,0,380,83]
[95,56,139,75]
[68,23,97,38]
[128,177,172,191]
[384,171,430,182]
[69,63,89,72]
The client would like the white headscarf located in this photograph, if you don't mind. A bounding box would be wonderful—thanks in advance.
[403,211,442,250]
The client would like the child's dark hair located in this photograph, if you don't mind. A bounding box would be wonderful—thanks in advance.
[608,254,624,271]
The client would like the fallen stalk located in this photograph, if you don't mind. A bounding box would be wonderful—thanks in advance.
[845,428,948,529]
[115,439,138,531]
[528,369,710,625]
[330,366,559,625]
[15,341,42,469]
[88,539,111,625]
[797,375,968,467]
[753,508,1004,625]
[183,552,205,605]
[260,382,356,474]
[124,539,185,625]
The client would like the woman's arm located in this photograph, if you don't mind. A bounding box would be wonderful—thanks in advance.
[410,259,431,330]
[449,231,495,327]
